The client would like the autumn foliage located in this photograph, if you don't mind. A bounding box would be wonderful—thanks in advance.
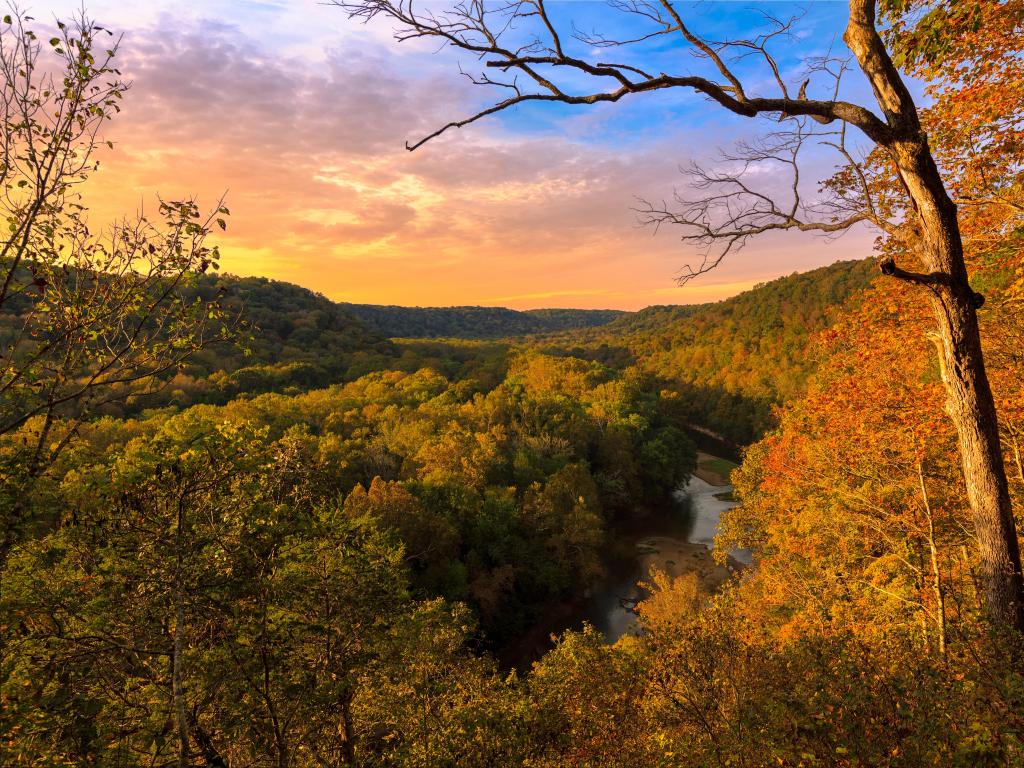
[3,2,1024,766]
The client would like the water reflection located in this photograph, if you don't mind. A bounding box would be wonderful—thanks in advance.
[673,476,753,566]
[582,475,752,643]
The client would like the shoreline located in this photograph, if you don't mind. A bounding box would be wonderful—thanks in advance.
[693,451,737,487]
[635,534,744,596]
[498,452,745,667]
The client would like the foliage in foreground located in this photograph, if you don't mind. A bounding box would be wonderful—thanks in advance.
[4,1,1024,765]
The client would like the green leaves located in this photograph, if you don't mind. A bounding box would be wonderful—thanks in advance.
[0,7,236,488]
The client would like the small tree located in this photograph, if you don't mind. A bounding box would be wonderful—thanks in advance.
[335,0,1024,631]
[0,11,233,554]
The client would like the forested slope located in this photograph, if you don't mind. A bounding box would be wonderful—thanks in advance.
[35,259,874,444]
[5,1,1024,764]
[545,259,878,443]
[176,261,877,443]
[194,276,391,372]
[105,275,399,410]
[341,302,625,339]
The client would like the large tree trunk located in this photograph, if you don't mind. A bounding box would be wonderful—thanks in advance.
[895,137,1024,631]
[927,249,1024,631]
[845,0,1024,632]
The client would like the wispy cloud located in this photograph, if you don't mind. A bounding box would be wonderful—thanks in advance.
[52,1,874,310]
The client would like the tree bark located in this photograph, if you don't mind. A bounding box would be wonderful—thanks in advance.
[174,497,190,768]
[919,462,947,655]
[845,0,1024,633]
[895,135,1024,631]
[341,694,357,767]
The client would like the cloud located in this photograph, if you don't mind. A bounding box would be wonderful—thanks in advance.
[75,7,874,310]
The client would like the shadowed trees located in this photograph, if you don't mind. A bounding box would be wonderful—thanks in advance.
[334,0,1024,631]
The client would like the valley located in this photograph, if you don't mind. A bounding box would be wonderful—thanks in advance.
[6,3,1024,763]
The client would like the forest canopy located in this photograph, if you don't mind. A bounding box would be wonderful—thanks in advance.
[3,2,1024,766]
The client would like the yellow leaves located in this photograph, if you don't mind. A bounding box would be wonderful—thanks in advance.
[636,569,703,635]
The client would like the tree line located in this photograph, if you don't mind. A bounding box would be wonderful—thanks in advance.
[3,2,1024,765]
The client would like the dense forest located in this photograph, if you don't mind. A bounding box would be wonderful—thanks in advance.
[340,303,625,339]
[4,259,866,445]
[3,2,1024,767]
[127,261,871,444]
[559,259,878,443]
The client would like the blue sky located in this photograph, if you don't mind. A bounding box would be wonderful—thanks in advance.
[41,1,883,309]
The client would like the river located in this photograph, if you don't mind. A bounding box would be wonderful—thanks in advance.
[500,466,754,667]
[577,473,753,643]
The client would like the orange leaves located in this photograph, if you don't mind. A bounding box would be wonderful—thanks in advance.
[905,1,1024,226]
[723,262,982,643]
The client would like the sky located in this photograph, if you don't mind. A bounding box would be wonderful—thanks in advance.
[43,0,880,310]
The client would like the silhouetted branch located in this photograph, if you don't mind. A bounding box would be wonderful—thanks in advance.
[334,0,894,147]
[636,123,885,284]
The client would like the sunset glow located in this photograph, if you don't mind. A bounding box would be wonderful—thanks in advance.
[50,0,874,309]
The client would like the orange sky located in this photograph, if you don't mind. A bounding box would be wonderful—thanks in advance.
[61,1,876,310]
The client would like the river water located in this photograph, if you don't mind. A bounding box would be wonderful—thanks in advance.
[579,475,753,643]
[499,469,755,668]
[676,476,754,566]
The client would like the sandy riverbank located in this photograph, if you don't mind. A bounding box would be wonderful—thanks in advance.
[635,534,743,594]
[693,451,736,487]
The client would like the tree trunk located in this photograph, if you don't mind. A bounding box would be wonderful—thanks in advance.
[893,136,1024,632]
[174,497,190,768]
[1011,431,1024,486]
[919,462,947,655]
[844,0,1024,632]
[340,694,357,767]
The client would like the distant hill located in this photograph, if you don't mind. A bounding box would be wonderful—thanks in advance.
[596,304,704,335]
[11,260,873,432]
[340,303,626,339]
[189,263,876,438]
[136,275,399,408]
[546,259,879,444]
[192,276,392,372]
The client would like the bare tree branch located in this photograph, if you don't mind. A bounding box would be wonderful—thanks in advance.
[335,0,894,148]
[635,123,882,283]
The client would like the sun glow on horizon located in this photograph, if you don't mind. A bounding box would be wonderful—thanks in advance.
[61,0,874,311]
